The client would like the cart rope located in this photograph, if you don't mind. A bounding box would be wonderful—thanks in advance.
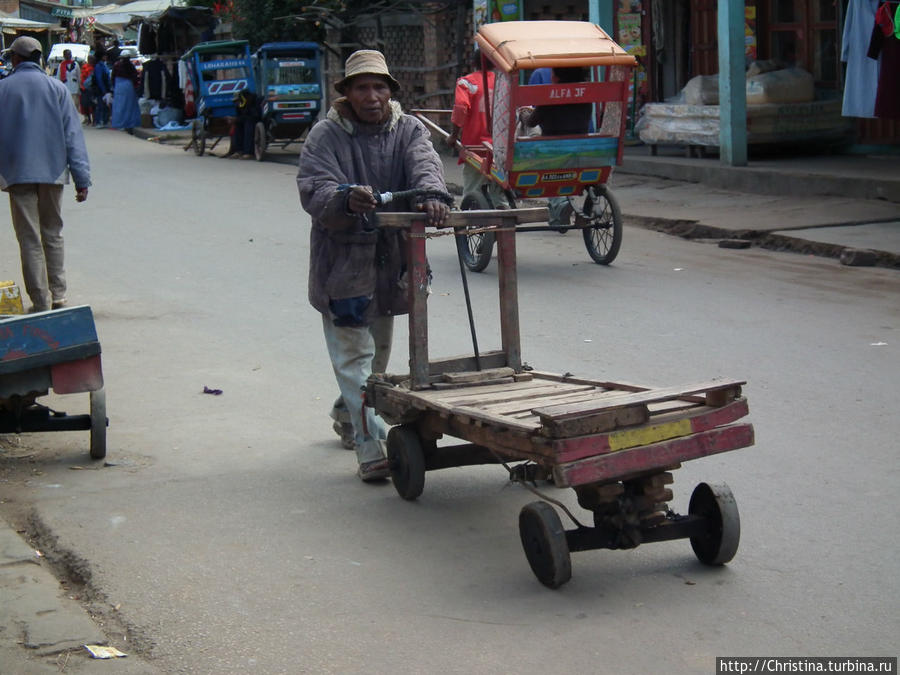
[487,448,588,529]
[408,225,516,239]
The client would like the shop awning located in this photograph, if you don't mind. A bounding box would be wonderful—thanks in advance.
[0,15,56,34]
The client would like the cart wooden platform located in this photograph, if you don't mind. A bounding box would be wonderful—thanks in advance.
[0,305,107,459]
[366,208,754,587]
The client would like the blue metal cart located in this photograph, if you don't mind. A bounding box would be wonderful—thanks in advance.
[0,306,107,459]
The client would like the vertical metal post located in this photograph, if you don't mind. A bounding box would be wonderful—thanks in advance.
[408,219,430,389]
[718,0,748,166]
[496,219,521,372]
[589,0,615,34]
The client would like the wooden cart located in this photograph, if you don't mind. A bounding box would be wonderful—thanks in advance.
[366,208,754,588]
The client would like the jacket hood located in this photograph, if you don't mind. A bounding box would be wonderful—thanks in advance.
[326,98,403,135]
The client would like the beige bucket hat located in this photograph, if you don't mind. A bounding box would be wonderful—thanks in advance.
[335,49,400,94]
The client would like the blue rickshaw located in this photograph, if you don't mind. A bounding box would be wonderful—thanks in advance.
[251,41,322,161]
[182,40,256,157]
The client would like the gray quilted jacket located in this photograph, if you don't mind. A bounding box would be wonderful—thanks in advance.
[297,98,446,323]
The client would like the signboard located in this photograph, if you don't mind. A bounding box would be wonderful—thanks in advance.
[473,0,488,32]
[492,0,520,21]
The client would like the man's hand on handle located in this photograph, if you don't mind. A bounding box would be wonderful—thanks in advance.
[347,185,377,214]
[419,199,450,227]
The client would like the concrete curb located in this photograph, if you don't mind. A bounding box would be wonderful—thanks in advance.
[624,215,900,269]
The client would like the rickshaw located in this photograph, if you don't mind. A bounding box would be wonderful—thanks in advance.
[182,40,256,157]
[415,21,636,271]
[251,42,323,161]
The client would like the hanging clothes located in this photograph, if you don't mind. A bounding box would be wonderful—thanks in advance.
[868,1,900,119]
[842,0,880,117]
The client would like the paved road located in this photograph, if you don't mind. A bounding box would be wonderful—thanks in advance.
[1,129,898,673]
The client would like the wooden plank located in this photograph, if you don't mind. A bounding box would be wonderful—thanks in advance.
[443,367,516,383]
[529,372,709,405]
[430,377,515,390]
[449,405,541,433]
[408,219,429,389]
[376,208,549,228]
[527,370,653,392]
[550,398,750,464]
[540,404,650,439]
[533,380,746,420]
[428,350,508,375]
[496,226,521,372]
[444,417,552,460]
[451,384,598,410]
[552,423,755,487]
[479,387,607,415]
[413,380,587,405]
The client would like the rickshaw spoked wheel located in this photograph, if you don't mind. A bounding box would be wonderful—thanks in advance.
[580,184,623,265]
[456,192,496,273]
[253,121,267,162]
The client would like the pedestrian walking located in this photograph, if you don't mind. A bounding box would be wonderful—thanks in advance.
[446,48,510,207]
[80,55,96,125]
[92,50,111,128]
[297,49,450,482]
[57,48,81,111]
[110,51,141,133]
[0,37,91,313]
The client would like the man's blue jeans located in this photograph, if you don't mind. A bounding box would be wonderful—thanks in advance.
[321,314,393,464]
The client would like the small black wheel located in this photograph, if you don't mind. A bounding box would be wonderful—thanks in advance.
[387,425,426,500]
[519,501,572,588]
[89,388,107,460]
[689,482,740,565]
[581,184,623,265]
[456,193,495,273]
[253,121,267,161]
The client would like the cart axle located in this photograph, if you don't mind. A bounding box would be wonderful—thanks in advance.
[565,513,706,552]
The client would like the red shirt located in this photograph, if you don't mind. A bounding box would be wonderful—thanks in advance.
[451,70,495,159]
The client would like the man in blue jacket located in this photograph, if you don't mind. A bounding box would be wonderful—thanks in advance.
[92,50,111,128]
[0,37,91,313]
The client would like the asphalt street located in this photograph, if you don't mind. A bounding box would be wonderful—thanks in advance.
[1,128,899,673]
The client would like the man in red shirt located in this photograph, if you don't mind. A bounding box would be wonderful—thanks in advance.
[446,50,509,207]
[57,49,80,112]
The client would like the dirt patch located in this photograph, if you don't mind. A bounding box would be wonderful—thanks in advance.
[18,510,158,659]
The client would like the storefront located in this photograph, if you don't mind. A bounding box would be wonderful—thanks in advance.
[471,0,895,146]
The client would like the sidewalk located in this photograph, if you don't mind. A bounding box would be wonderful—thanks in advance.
[0,520,159,672]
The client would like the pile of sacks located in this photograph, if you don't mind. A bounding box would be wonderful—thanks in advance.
[680,61,815,106]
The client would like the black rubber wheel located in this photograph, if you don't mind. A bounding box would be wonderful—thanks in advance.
[192,119,206,157]
[456,192,495,273]
[89,388,107,460]
[387,425,426,501]
[689,482,740,565]
[519,501,572,588]
[254,121,267,162]
[581,184,623,265]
